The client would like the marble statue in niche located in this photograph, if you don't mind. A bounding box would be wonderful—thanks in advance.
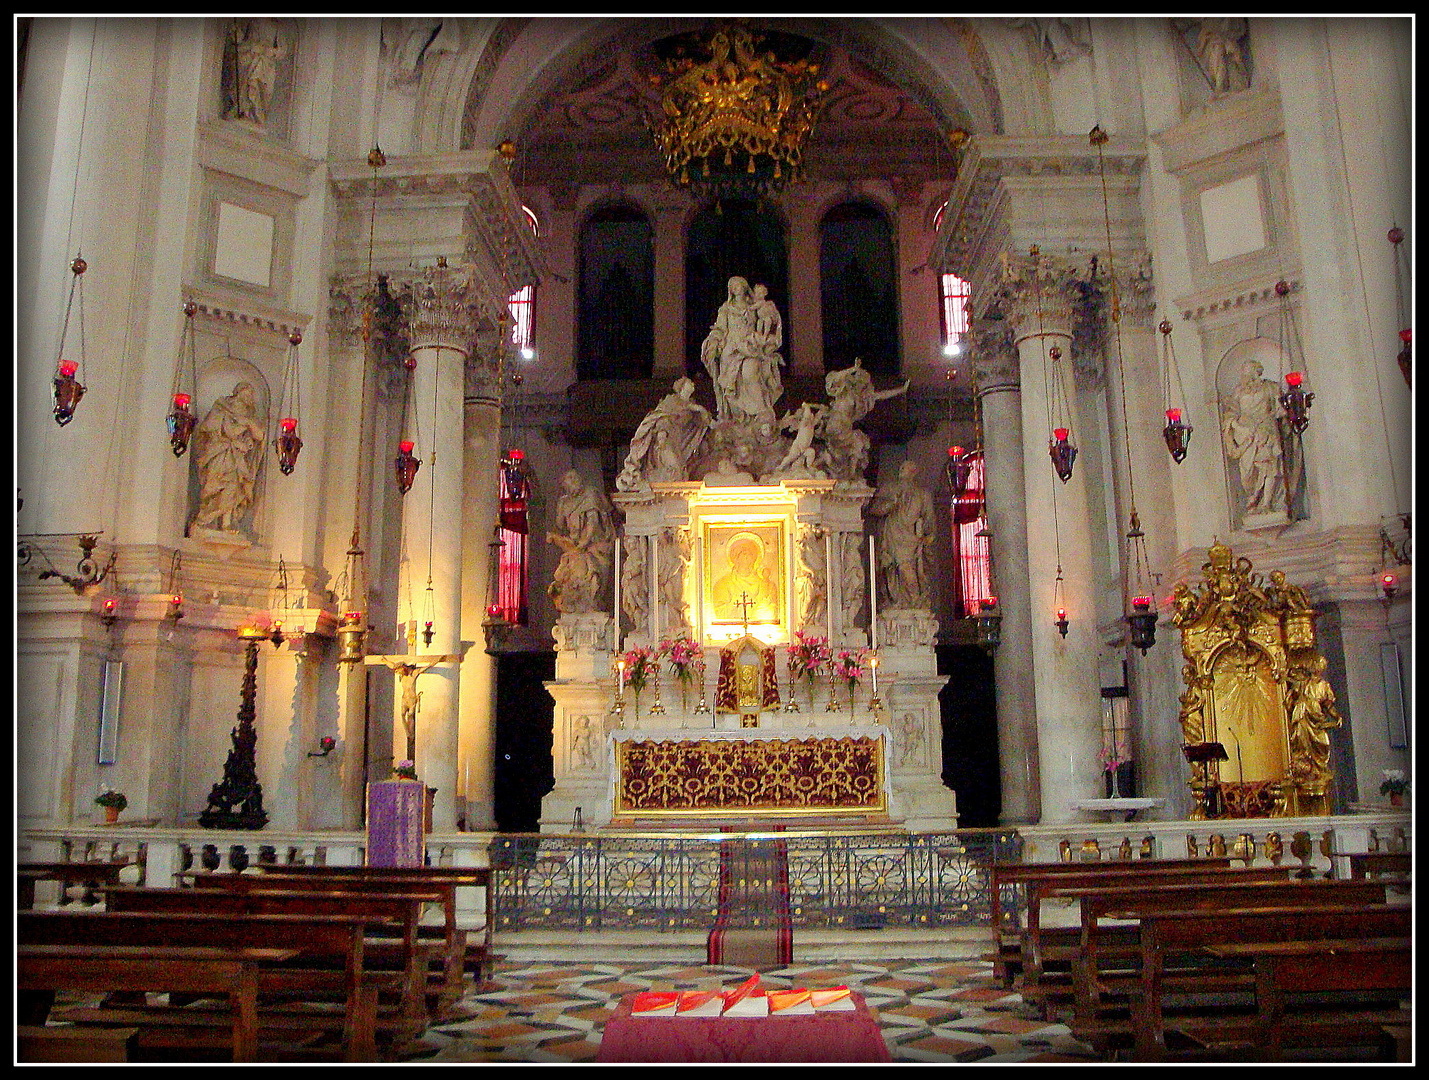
[191,382,266,534]
[546,469,614,615]
[796,523,827,634]
[1175,17,1251,95]
[659,527,693,634]
[867,459,936,609]
[615,376,712,491]
[223,18,287,127]
[840,533,867,634]
[620,535,649,637]
[1219,358,1288,519]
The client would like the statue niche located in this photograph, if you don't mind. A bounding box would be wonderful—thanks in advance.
[1172,542,1342,819]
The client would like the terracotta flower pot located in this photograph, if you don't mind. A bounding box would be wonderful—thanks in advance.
[1390,792,1404,807]
[104,805,120,823]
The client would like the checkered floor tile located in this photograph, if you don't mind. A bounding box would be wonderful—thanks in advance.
[405,958,1105,1063]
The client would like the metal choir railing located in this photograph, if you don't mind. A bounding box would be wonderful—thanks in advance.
[489,829,1024,931]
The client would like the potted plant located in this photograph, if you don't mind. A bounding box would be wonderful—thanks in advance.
[392,759,419,781]
[95,789,128,823]
[1379,769,1409,807]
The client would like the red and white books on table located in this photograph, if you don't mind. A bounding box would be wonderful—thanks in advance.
[721,973,768,1017]
[810,986,856,1012]
[766,988,815,1015]
[630,991,681,1017]
[675,990,725,1017]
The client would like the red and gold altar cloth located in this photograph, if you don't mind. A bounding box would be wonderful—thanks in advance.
[614,733,886,816]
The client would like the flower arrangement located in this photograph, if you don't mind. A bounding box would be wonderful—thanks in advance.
[621,646,662,696]
[1098,746,1130,773]
[1379,769,1409,797]
[661,636,704,710]
[95,789,128,811]
[830,648,868,690]
[787,631,831,681]
[392,759,418,780]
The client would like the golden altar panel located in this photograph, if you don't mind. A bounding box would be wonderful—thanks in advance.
[615,735,885,816]
[1172,542,1342,819]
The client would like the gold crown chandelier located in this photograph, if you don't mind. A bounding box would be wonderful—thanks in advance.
[647,24,827,203]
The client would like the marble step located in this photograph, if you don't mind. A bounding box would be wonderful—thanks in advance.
[494,925,994,964]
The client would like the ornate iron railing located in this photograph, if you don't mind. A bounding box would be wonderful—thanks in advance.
[489,829,1023,931]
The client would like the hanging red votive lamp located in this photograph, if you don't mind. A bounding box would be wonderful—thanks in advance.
[101,597,119,629]
[1053,568,1070,638]
[422,620,435,647]
[336,610,367,664]
[1398,328,1411,388]
[395,438,421,494]
[1380,572,1398,601]
[945,445,972,498]
[168,392,197,456]
[1162,407,1193,464]
[167,593,184,622]
[54,358,85,426]
[975,595,1002,651]
[275,415,303,475]
[1049,428,1077,483]
[1280,370,1314,435]
[1126,594,1157,654]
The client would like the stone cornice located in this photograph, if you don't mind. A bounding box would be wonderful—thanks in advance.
[1175,272,1302,328]
[1151,86,1284,176]
[195,119,320,198]
[187,284,312,344]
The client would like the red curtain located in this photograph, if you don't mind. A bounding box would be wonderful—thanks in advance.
[950,452,990,618]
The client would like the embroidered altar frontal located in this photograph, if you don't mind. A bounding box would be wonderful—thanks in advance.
[615,735,886,815]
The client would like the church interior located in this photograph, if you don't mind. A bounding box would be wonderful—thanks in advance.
[16,16,1413,1064]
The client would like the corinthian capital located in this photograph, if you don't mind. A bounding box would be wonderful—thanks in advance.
[404,259,486,355]
[970,315,1020,392]
[994,247,1092,342]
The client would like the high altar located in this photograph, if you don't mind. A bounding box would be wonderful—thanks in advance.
[540,287,953,831]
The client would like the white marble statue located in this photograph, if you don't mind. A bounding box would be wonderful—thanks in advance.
[1220,359,1286,516]
[226,18,286,126]
[840,533,867,634]
[1194,17,1250,94]
[867,459,935,609]
[620,535,649,635]
[659,527,693,634]
[818,358,909,482]
[546,469,614,615]
[615,376,712,491]
[796,523,827,634]
[191,382,266,533]
[772,401,828,477]
[700,275,784,430]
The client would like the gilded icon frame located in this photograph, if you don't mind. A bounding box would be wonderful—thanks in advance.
[702,520,786,630]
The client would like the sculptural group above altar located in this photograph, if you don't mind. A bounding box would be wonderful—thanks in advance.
[612,281,910,493]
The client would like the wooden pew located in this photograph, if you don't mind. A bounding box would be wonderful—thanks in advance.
[985,858,1235,986]
[1060,877,1391,1038]
[1129,903,1412,1061]
[180,872,469,1009]
[251,863,496,978]
[1206,937,1411,1060]
[19,944,295,1062]
[102,886,437,1033]
[18,1024,139,1063]
[18,861,133,908]
[19,909,394,1060]
[1011,863,1291,998]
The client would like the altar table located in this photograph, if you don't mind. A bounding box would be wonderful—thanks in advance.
[596,992,891,1062]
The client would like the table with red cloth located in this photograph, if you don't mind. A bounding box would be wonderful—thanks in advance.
[596,992,891,1063]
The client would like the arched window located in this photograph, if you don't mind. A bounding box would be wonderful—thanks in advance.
[932,202,971,356]
[507,206,539,359]
[820,201,898,375]
[686,198,788,376]
[951,451,992,617]
[577,204,654,380]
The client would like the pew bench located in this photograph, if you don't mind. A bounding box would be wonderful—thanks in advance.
[19,909,403,1060]
[182,871,472,1009]
[984,858,1235,987]
[1128,903,1413,1061]
[17,1024,140,1063]
[1056,878,1390,1036]
[19,944,296,1062]
[251,863,496,978]
[18,861,134,909]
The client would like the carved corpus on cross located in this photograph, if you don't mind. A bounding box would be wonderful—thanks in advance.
[365,653,461,762]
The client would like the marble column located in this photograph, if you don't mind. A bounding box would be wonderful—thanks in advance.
[999,251,1106,822]
[458,335,505,831]
[972,318,1040,824]
[402,261,484,829]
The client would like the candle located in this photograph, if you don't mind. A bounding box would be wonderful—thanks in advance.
[824,530,834,643]
[173,392,191,410]
[1285,371,1304,388]
[58,359,78,378]
[1053,427,1069,441]
[613,530,622,651]
[1164,407,1181,424]
[869,654,878,695]
[868,535,877,651]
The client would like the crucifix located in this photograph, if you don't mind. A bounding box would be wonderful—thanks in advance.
[365,653,461,762]
[736,590,753,635]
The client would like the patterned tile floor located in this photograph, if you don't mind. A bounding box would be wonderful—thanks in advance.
[404,959,1105,1063]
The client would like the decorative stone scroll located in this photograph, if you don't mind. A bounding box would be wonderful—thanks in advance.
[1172,542,1342,819]
[614,734,886,815]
